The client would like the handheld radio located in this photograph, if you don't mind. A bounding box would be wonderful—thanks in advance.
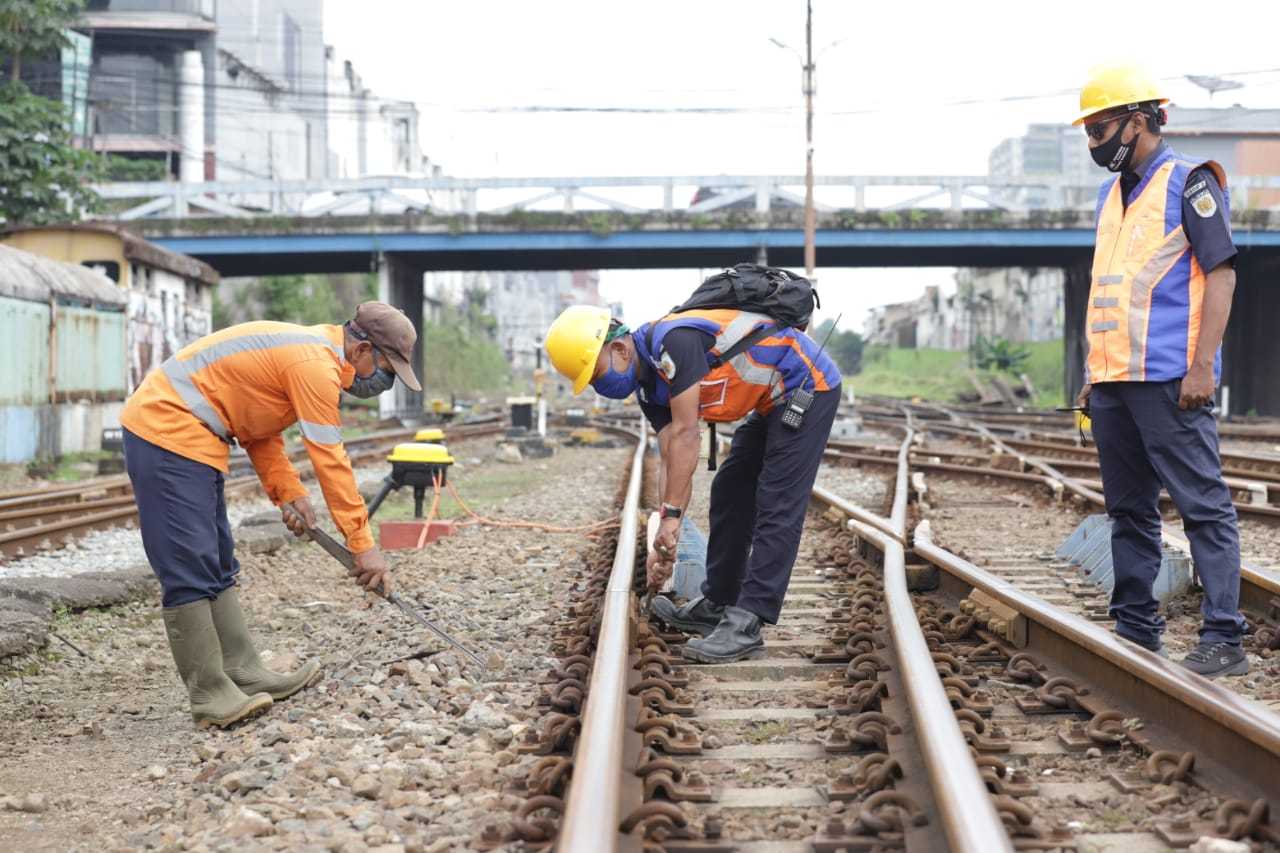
[780,313,841,431]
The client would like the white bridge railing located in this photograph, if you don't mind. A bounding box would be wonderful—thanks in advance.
[93,174,1280,221]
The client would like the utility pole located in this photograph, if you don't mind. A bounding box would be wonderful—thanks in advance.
[803,0,816,278]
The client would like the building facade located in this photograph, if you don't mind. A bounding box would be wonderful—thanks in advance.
[864,269,1065,354]
[67,0,326,184]
[1164,105,1280,209]
[0,244,129,462]
[1,225,219,391]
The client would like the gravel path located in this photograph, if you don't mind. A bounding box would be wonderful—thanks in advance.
[0,436,635,851]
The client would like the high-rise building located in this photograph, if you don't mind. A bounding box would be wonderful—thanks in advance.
[988,123,1105,209]
[34,1,426,191]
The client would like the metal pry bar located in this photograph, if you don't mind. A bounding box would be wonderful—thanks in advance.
[282,506,487,669]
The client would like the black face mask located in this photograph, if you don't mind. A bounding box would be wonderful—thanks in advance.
[1090,118,1137,173]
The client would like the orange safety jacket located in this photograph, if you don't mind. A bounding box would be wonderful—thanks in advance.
[1086,147,1228,384]
[119,321,374,553]
[632,308,840,422]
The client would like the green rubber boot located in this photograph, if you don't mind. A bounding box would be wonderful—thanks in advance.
[162,599,273,729]
[211,586,320,701]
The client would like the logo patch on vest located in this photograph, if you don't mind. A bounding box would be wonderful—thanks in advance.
[1190,190,1218,218]
[1183,179,1207,198]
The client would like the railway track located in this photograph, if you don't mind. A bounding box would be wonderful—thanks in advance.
[503,408,1280,850]
[0,421,504,562]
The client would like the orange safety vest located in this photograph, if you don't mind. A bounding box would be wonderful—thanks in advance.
[633,308,839,422]
[1086,147,1227,384]
[119,321,374,553]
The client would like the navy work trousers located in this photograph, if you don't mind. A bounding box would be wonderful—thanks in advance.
[123,428,239,608]
[702,386,841,623]
[1090,380,1245,647]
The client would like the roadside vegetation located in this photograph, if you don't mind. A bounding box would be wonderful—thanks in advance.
[850,339,1066,409]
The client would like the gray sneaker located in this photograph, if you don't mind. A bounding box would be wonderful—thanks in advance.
[1181,642,1248,679]
[650,595,725,638]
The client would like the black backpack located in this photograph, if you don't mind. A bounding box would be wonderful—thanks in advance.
[657,264,821,470]
[663,264,820,369]
[670,263,819,330]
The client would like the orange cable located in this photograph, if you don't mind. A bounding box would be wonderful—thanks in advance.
[413,473,443,549]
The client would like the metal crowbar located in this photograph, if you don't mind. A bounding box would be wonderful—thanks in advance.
[283,507,488,670]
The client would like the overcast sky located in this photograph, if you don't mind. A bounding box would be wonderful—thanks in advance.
[324,0,1280,331]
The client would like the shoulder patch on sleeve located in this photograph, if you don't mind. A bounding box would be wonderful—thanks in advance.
[1183,178,1207,198]
[1190,190,1218,218]
[658,351,677,380]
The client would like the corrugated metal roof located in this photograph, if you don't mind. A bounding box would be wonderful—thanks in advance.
[0,244,126,306]
[0,223,220,286]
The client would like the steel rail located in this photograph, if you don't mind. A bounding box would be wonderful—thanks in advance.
[912,521,1280,800]
[556,418,647,852]
[0,493,138,526]
[0,505,141,559]
[814,422,1012,853]
[936,411,1280,613]
[0,476,133,512]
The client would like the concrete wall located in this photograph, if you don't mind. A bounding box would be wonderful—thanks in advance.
[216,0,327,179]
[377,254,424,419]
[214,52,312,186]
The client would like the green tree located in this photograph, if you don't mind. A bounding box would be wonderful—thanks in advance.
[0,81,102,224]
[0,0,85,82]
[812,318,864,376]
[423,309,511,396]
[252,275,342,326]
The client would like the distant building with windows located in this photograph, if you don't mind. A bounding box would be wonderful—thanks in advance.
[988,123,1104,209]
[11,0,423,192]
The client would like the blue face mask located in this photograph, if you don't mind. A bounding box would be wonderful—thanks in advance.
[591,352,638,399]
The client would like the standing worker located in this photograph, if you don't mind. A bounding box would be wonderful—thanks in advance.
[544,279,840,663]
[1074,64,1247,677]
[120,302,423,726]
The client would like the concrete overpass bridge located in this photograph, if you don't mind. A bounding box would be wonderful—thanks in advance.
[95,174,1280,415]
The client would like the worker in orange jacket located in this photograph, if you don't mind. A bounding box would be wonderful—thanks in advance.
[119,302,422,727]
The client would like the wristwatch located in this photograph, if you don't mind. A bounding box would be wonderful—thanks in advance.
[659,503,683,520]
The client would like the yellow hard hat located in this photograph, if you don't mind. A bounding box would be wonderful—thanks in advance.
[1073,63,1167,126]
[545,305,611,395]
[1075,410,1092,435]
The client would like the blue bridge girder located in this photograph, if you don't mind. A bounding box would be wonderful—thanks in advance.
[145,225,1280,277]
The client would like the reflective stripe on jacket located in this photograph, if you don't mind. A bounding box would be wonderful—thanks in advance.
[633,308,840,422]
[1086,147,1228,384]
[119,321,374,552]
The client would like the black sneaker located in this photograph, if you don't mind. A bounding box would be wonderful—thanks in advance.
[650,595,725,638]
[1180,642,1248,679]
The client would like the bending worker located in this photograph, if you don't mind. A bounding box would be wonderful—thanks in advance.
[1074,64,1247,678]
[119,302,422,727]
[544,300,840,663]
